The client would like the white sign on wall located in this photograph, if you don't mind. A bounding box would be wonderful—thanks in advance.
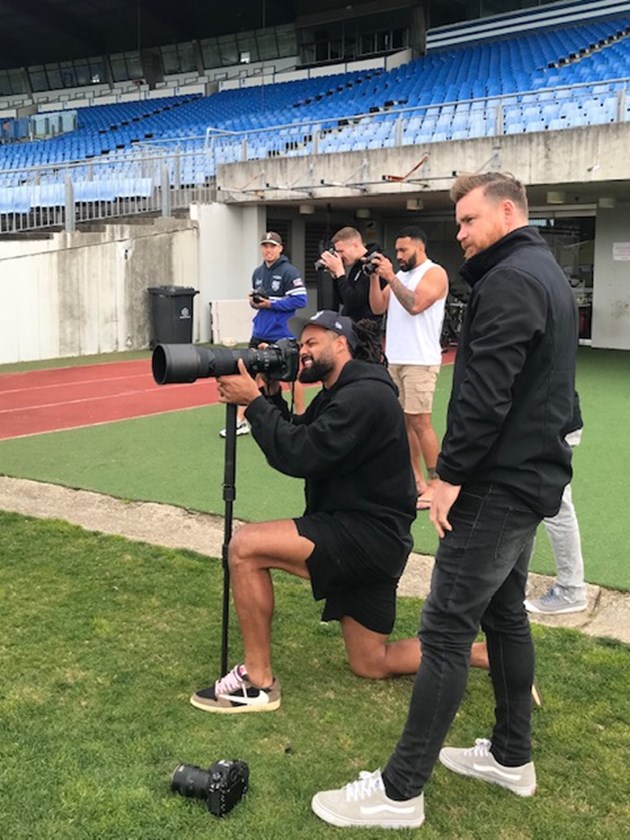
[612,242,630,261]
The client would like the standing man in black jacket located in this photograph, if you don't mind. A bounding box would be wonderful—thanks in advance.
[190,312,420,715]
[312,173,578,830]
[317,226,385,325]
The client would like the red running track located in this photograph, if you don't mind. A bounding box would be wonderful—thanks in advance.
[0,349,455,441]
[0,359,220,440]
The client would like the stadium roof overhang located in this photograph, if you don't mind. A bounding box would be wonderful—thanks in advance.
[0,0,295,71]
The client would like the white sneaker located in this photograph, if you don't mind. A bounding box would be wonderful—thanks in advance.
[524,585,587,615]
[219,420,250,438]
[439,738,536,797]
[311,769,425,829]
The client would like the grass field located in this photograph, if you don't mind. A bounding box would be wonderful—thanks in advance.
[2,511,629,839]
[0,346,628,590]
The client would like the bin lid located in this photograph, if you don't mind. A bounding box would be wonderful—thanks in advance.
[147,286,199,295]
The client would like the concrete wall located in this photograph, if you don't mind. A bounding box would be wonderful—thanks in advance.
[0,218,199,364]
[593,204,630,350]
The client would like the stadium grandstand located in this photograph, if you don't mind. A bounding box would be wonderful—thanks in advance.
[0,0,629,364]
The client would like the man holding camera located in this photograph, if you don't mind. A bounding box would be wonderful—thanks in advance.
[368,226,448,510]
[220,231,307,437]
[317,226,385,325]
[191,311,424,714]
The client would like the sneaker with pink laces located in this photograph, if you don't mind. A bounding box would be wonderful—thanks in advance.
[190,664,281,714]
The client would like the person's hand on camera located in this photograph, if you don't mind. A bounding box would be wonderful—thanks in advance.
[216,359,263,406]
[248,292,271,310]
[319,250,344,278]
[252,343,281,396]
[367,252,396,283]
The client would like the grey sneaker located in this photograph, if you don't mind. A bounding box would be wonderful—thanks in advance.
[219,420,250,438]
[524,585,587,615]
[439,739,536,797]
[190,664,280,714]
[312,769,425,829]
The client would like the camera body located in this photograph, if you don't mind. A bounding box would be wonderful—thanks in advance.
[361,246,383,276]
[251,289,269,305]
[152,337,299,385]
[170,759,249,818]
[314,245,337,271]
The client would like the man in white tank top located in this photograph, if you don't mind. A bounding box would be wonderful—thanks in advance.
[368,226,448,509]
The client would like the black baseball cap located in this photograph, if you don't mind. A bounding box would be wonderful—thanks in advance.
[289,310,358,350]
[260,231,283,246]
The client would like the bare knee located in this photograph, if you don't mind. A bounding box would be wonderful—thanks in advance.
[228,524,261,571]
[347,651,389,680]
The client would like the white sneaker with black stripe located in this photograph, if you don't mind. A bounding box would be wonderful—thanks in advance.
[439,738,536,797]
[190,664,280,714]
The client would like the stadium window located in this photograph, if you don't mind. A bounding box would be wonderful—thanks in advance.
[161,45,181,75]
[237,32,260,64]
[200,38,221,69]
[257,29,278,60]
[217,35,239,67]
[28,65,48,92]
[0,68,28,96]
[45,64,63,90]
[275,24,297,58]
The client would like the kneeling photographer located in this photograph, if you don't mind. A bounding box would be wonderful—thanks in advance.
[189,310,424,714]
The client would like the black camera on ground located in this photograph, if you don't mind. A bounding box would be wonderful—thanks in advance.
[152,337,299,384]
[170,759,249,817]
[314,245,336,271]
[251,290,269,305]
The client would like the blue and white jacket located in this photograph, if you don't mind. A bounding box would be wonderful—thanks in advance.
[251,255,307,342]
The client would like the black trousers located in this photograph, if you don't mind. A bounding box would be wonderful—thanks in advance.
[383,482,540,797]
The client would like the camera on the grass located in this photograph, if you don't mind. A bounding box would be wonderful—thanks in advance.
[170,759,249,817]
[152,337,299,384]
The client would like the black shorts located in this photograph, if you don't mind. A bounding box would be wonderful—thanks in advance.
[294,512,400,635]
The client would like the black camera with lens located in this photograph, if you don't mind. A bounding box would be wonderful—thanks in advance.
[251,289,269,305]
[152,337,299,385]
[170,759,249,818]
[361,245,383,276]
[314,245,336,271]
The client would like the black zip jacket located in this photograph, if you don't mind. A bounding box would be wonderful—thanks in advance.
[245,359,417,574]
[436,226,578,517]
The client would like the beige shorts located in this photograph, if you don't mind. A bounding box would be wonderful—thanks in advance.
[389,363,440,414]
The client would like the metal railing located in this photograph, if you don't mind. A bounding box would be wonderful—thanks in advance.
[1,77,628,234]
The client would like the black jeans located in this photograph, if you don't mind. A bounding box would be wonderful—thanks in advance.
[383,482,540,798]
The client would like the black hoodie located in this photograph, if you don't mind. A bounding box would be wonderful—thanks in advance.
[436,226,578,518]
[245,359,417,575]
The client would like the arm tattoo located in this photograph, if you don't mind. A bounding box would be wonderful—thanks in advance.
[389,275,416,313]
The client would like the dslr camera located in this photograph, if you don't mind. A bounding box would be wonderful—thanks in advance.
[251,289,269,305]
[170,759,249,818]
[314,245,337,272]
[361,245,383,276]
[152,337,299,384]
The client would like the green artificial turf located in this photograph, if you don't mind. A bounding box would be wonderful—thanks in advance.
[1,512,629,839]
[0,347,628,590]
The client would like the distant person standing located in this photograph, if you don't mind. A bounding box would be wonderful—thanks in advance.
[525,392,587,614]
[317,226,385,325]
[220,231,307,437]
[368,226,448,509]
